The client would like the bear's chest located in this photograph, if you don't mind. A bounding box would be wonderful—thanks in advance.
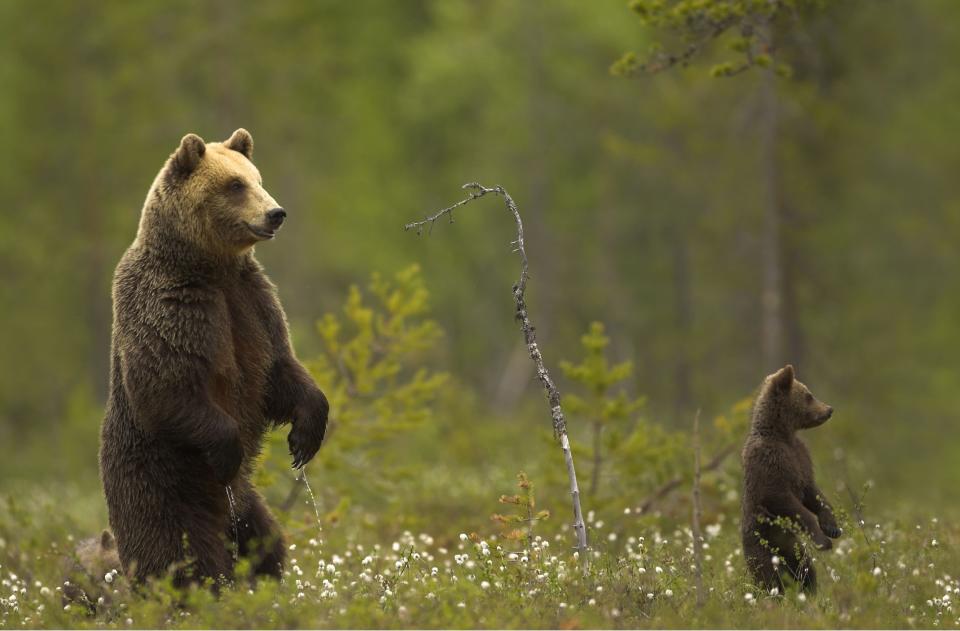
[208,280,274,421]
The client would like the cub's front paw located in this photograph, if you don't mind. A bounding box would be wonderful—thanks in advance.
[207,428,243,485]
[288,391,328,469]
[822,524,843,539]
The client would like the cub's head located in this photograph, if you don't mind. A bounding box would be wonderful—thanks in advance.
[763,364,833,431]
[143,129,285,255]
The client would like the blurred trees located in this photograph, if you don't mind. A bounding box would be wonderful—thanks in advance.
[1,0,958,502]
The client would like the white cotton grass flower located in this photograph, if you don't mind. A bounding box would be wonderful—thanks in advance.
[459,533,468,542]
[873,566,883,576]
[744,592,754,602]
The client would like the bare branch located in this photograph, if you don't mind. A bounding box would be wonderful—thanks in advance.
[404,182,587,562]
[634,442,736,515]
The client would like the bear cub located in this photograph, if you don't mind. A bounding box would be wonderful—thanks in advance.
[741,364,841,593]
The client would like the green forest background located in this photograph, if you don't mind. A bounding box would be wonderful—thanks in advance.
[1,0,958,515]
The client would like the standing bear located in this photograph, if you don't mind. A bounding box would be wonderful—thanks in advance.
[99,129,328,586]
[741,364,841,593]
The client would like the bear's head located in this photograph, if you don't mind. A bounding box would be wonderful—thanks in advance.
[140,129,285,257]
[756,364,833,434]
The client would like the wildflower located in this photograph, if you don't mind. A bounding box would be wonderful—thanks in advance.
[361,555,373,565]
[638,567,646,574]
[508,553,518,561]
[457,602,465,609]
[39,587,50,597]
[596,521,605,529]
[481,581,490,590]
[664,589,673,597]
[797,592,807,602]
[459,533,468,542]
[426,592,436,600]
[608,533,617,542]
[588,598,597,606]
[932,539,939,547]
[873,567,882,577]
[770,587,779,596]
[104,573,114,584]
[289,544,297,551]
[647,592,654,600]
[655,566,663,574]
[744,593,754,602]
[309,538,319,547]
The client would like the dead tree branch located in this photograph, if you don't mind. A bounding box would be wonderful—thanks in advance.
[404,182,589,564]
[633,442,736,515]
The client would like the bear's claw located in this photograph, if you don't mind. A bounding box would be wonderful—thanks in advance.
[822,525,843,538]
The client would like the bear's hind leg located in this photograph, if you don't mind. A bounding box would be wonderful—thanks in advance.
[784,552,818,593]
[744,536,785,595]
[178,516,235,589]
[234,491,286,580]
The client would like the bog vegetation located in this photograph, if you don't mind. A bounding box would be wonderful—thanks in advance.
[1,270,957,629]
[2,0,960,628]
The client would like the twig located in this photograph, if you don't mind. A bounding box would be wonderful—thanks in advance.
[404,182,589,565]
[691,409,705,608]
[633,443,736,515]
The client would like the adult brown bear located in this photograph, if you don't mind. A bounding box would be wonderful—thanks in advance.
[99,129,328,585]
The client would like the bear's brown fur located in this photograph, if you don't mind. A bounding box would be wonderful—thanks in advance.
[741,364,841,593]
[99,129,328,586]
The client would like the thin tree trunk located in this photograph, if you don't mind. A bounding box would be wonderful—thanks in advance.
[672,230,693,419]
[589,420,602,498]
[405,184,589,566]
[691,409,705,608]
[759,62,785,371]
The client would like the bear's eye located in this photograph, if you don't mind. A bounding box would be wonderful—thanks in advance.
[228,179,245,192]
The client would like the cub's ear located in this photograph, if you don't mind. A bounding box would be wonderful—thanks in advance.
[170,133,206,178]
[224,128,253,159]
[100,530,115,550]
[772,364,795,392]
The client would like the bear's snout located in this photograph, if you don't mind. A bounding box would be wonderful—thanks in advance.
[820,406,833,421]
[266,208,286,230]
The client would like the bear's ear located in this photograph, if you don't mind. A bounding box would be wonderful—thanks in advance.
[224,128,254,160]
[170,133,206,179]
[100,530,115,550]
[772,364,795,392]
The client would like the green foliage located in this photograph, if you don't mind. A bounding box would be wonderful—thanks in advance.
[490,472,550,545]
[2,480,958,629]
[613,0,829,77]
[256,265,449,500]
[561,322,679,502]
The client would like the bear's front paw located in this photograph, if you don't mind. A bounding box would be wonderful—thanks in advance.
[288,391,328,470]
[814,534,833,551]
[822,524,843,539]
[207,428,244,485]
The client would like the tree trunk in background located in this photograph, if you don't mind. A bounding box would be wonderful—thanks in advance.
[759,64,785,372]
[671,229,693,419]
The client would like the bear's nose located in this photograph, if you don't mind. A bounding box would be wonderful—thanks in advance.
[266,208,286,228]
